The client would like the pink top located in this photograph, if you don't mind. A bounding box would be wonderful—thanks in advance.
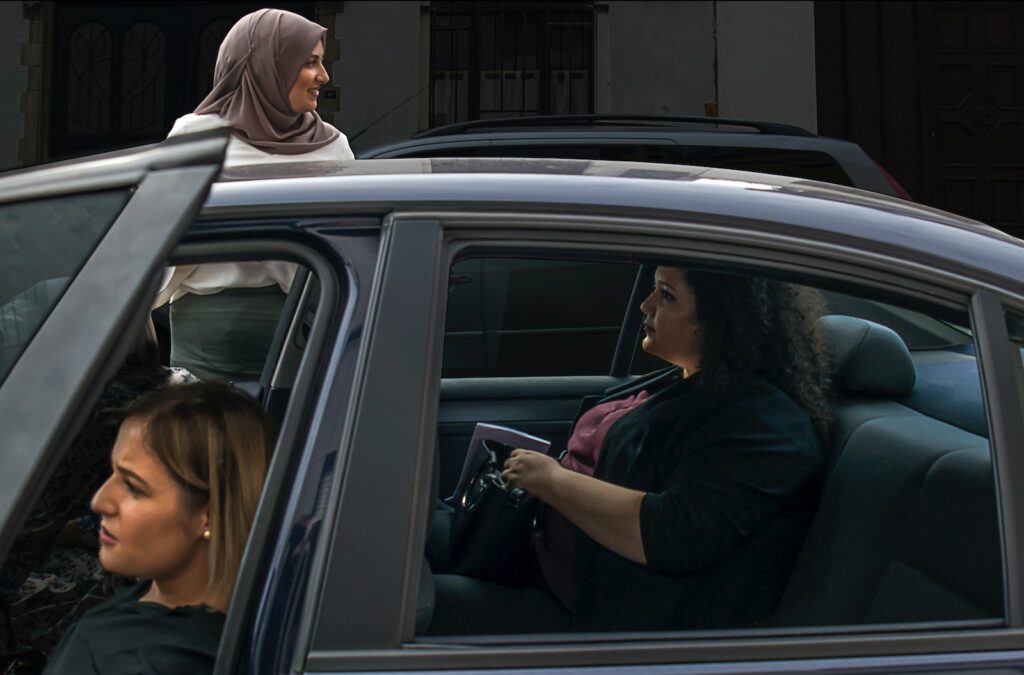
[536,391,650,609]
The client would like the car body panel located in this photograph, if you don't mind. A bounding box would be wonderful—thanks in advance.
[202,160,1023,299]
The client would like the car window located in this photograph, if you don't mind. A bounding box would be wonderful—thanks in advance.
[443,257,637,377]
[0,190,130,386]
[420,259,1002,642]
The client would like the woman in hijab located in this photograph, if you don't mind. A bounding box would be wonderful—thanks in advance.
[168,7,353,164]
[157,8,352,382]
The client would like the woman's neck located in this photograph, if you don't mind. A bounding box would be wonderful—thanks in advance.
[141,555,222,612]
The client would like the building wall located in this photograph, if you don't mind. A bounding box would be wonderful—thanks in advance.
[0,3,27,171]
[335,1,424,153]
[331,0,815,150]
[716,1,817,132]
[599,1,716,117]
[0,1,820,165]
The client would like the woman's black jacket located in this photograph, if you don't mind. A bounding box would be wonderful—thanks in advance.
[570,368,825,631]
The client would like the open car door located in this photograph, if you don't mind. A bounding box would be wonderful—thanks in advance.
[0,128,229,563]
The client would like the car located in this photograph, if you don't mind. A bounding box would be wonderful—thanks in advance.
[358,114,913,200]
[2,129,1024,674]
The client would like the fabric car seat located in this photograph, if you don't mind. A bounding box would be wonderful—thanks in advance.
[772,316,999,626]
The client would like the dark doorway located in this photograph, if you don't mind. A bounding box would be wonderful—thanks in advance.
[52,1,314,160]
[815,1,1024,237]
[919,1,1024,237]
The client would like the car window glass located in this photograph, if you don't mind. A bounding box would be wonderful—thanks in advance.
[423,262,1001,641]
[0,190,131,386]
[443,257,636,377]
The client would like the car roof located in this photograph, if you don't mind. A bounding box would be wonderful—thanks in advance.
[205,157,1024,292]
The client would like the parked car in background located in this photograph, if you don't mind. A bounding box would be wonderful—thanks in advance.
[3,132,1024,674]
[359,114,913,200]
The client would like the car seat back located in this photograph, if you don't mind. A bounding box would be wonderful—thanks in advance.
[773,316,1000,626]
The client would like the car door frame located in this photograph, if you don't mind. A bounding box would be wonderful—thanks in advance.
[304,206,1024,672]
[153,210,385,675]
[0,129,228,564]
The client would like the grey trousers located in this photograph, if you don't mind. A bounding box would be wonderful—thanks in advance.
[169,286,286,382]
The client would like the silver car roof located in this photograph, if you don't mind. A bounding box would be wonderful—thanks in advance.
[204,157,1024,289]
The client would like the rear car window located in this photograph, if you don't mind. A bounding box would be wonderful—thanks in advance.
[0,190,130,385]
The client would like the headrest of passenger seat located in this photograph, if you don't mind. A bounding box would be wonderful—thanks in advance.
[821,315,916,397]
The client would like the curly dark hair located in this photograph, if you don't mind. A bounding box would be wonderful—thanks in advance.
[684,269,832,439]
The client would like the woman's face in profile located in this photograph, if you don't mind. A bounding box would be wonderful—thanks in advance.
[639,266,702,373]
[289,40,329,114]
[90,417,209,583]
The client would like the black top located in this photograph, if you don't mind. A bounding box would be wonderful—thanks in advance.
[42,582,224,675]
[571,369,825,631]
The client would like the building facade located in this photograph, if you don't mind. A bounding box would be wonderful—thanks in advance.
[0,1,1019,234]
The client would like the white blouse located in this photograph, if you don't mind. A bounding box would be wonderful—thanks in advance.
[155,114,354,307]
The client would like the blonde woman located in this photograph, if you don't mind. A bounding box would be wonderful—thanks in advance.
[43,382,273,674]
[157,8,352,381]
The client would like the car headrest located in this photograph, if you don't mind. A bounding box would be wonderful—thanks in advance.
[821,315,916,397]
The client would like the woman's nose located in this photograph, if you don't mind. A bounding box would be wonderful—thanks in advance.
[639,292,655,315]
[91,475,116,516]
[317,63,329,84]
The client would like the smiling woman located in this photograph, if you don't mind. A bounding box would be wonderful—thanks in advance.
[168,7,352,165]
[41,382,274,675]
[156,8,354,384]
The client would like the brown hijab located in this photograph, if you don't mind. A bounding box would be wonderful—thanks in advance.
[195,8,340,155]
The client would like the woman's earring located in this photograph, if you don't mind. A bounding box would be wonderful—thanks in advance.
[202,529,212,541]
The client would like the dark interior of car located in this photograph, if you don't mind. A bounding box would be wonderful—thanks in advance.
[418,259,1001,637]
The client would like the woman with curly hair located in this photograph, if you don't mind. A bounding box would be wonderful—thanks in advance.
[430,266,830,635]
